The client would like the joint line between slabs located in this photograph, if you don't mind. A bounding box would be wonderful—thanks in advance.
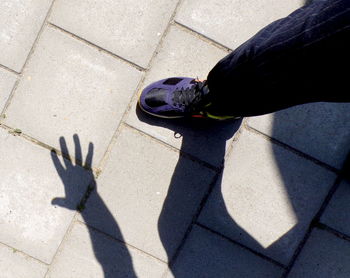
[122,122,221,172]
[75,220,168,265]
[47,23,146,72]
[19,0,58,74]
[0,64,20,75]
[1,0,57,121]
[97,0,188,171]
[0,241,49,266]
[166,169,224,271]
[282,175,342,277]
[245,125,339,174]
[315,222,350,242]
[173,21,233,53]
[144,0,184,70]
[195,223,287,269]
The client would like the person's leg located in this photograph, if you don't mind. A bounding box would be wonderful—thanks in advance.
[207,0,350,117]
[139,0,350,119]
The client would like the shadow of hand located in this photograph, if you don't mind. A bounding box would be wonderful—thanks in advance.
[51,134,94,210]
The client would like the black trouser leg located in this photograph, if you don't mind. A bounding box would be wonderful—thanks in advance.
[207,0,350,117]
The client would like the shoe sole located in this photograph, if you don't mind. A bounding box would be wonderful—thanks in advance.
[138,98,239,120]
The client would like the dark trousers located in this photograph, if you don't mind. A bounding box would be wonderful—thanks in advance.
[207,0,350,117]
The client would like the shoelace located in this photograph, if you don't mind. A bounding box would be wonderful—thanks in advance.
[172,81,208,112]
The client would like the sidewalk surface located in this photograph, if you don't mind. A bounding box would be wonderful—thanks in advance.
[1,0,350,277]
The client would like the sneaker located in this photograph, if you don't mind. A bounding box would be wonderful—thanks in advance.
[138,77,236,120]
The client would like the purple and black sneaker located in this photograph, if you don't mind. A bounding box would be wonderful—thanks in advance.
[138,77,211,119]
[138,77,237,120]
[139,77,238,120]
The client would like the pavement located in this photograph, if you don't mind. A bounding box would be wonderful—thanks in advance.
[1,0,350,277]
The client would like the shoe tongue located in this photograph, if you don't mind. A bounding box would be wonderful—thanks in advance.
[144,88,168,107]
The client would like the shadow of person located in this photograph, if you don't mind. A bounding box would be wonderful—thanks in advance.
[135,107,268,273]
[270,102,350,257]
[191,102,350,270]
[137,100,350,277]
[51,135,137,278]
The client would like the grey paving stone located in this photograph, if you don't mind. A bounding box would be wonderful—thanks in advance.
[320,181,350,237]
[198,130,336,265]
[0,128,92,263]
[78,126,216,262]
[49,0,178,68]
[47,221,166,278]
[288,228,350,278]
[176,0,304,50]
[0,69,17,112]
[0,242,47,278]
[166,225,283,278]
[248,103,350,169]
[0,0,53,72]
[140,26,229,83]
[4,26,142,167]
[126,25,239,167]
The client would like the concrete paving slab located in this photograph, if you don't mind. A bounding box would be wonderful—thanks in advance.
[175,0,304,50]
[139,26,229,83]
[0,128,92,263]
[4,26,142,167]
[47,221,167,278]
[0,69,17,112]
[49,0,178,68]
[320,181,350,237]
[126,25,239,167]
[166,225,283,278]
[198,129,336,265]
[78,125,216,262]
[288,228,350,278]
[0,242,47,278]
[248,103,350,169]
[0,0,53,72]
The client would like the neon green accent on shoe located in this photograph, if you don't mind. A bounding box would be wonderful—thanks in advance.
[205,112,238,120]
[202,102,238,120]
